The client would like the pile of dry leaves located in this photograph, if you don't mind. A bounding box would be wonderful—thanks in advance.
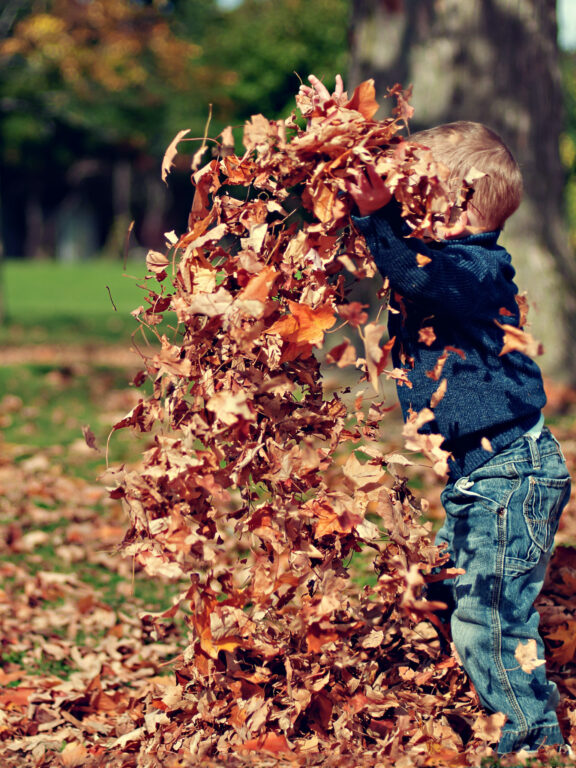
[3,82,576,767]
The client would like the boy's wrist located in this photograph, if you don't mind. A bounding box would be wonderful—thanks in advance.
[354,200,388,217]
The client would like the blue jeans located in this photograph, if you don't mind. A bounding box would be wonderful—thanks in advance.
[435,426,571,755]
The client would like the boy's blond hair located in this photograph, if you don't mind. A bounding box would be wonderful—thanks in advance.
[410,121,523,231]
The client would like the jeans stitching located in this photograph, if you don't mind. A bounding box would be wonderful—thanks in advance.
[493,504,529,738]
[503,723,563,736]
[526,434,541,470]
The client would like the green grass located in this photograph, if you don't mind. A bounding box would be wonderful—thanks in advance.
[0,363,146,478]
[1,259,151,344]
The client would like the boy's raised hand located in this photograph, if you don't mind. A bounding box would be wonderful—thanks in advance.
[346,165,392,216]
[299,74,348,108]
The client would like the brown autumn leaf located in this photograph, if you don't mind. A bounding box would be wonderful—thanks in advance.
[514,638,546,673]
[146,249,170,274]
[236,731,293,755]
[326,338,358,368]
[388,82,415,126]
[161,128,190,183]
[267,300,337,347]
[363,324,394,393]
[60,742,89,768]
[495,320,544,358]
[419,326,436,346]
[430,377,448,408]
[82,425,99,451]
[338,302,369,327]
[345,79,380,120]
[472,712,507,743]
[546,621,576,665]
[403,408,452,477]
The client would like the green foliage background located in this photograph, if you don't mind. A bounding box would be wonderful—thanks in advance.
[0,0,350,170]
[2,0,576,259]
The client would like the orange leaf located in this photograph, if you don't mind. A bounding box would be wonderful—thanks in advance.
[238,265,278,302]
[308,499,361,538]
[306,623,339,653]
[495,321,543,358]
[346,79,380,120]
[418,326,436,346]
[0,686,34,710]
[309,179,347,223]
[237,732,292,755]
[267,301,336,346]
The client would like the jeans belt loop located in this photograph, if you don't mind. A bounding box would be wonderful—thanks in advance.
[527,432,541,470]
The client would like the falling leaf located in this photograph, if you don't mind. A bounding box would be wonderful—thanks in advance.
[161,129,190,183]
[430,377,447,408]
[82,425,99,452]
[326,339,358,368]
[146,250,170,274]
[363,324,393,393]
[338,302,369,328]
[418,326,436,346]
[514,638,546,673]
[267,300,336,348]
[495,321,543,358]
[345,79,380,120]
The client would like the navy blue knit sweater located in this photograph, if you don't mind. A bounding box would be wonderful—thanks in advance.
[353,202,546,478]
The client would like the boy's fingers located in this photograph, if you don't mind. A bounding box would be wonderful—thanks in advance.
[334,74,344,98]
[308,74,339,104]
[365,164,384,185]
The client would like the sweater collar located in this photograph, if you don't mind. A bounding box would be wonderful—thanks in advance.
[446,229,501,246]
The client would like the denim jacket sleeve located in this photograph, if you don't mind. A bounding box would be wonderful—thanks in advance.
[352,202,508,316]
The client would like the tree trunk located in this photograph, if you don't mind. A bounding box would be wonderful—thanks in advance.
[349,0,576,382]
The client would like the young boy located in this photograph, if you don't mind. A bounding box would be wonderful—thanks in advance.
[302,75,572,756]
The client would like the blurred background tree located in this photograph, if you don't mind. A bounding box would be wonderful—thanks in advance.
[0,0,349,266]
[0,0,218,263]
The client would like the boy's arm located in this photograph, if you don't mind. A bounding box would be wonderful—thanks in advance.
[354,207,501,315]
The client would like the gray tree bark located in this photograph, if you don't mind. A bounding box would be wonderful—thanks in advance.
[349,0,576,382]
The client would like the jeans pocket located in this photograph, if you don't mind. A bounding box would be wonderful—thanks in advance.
[523,475,571,554]
[447,474,511,514]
